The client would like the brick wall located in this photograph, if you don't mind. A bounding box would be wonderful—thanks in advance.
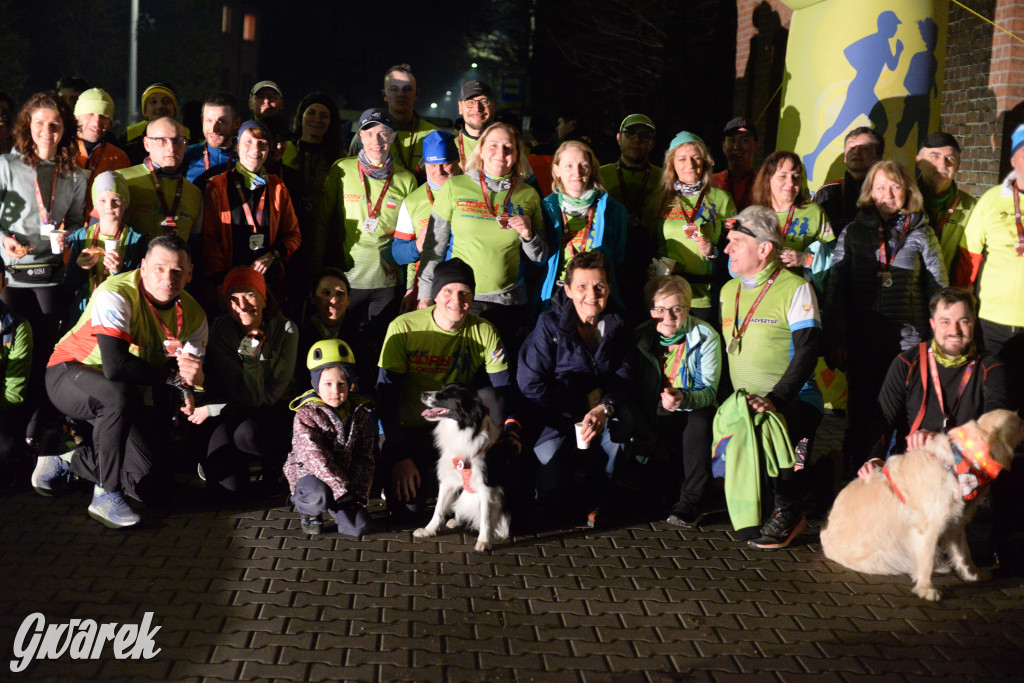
[733,0,793,158]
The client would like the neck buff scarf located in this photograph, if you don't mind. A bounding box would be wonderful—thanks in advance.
[358,149,393,180]
[235,162,267,190]
[930,338,975,368]
[673,180,703,196]
[558,188,598,217]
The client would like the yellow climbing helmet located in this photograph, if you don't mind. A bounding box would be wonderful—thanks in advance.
[306,338,356,370]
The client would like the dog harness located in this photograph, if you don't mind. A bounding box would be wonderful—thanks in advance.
[882,426,1003,504]
[451,457,476,494]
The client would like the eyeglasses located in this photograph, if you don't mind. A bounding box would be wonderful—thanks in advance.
[146,136,188,147]
[623,130,654,142]
[650,305,688,317]
[462,97,493,108]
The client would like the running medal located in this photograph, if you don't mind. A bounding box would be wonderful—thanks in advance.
[727,337,740,355]
[363,217,379,233]
[496,214,510,229]
[248,233,265,251]
[879,271,893,288]
[161,217,178,234]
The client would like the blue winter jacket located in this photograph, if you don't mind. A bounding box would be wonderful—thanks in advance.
[518,292,634,447]
[538,192,628,308]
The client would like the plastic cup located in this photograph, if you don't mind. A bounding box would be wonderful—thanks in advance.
[104,238,119,254]
[49,230,66,254]
[574,422,591,450]
[654,257,675,277]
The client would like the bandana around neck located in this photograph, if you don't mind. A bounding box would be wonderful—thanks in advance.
[558,188,597,216]
[358,149,393,180]
[235,162,267,190]
[673,180,703,196]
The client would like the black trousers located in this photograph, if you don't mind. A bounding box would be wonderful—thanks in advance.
[45,361,167,498]
[200,406,292,493]
[347,285,402,374]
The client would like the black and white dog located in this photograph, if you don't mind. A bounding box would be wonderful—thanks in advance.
[413,384,510,551]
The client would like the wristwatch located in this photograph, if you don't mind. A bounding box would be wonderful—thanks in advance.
[598,402,615,419]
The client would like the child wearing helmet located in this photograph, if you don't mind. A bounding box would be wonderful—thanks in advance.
[283,338,377,536]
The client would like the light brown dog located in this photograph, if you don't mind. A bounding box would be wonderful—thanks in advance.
[821,409,1024,601]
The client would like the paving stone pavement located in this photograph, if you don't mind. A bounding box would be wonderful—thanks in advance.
[2,415,1023,682]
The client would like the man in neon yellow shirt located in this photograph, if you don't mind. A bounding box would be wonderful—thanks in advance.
[119,117,204,245]
[377,258,516,517]
[719,206,822,550]
[316,108,417,377]
[916,132,975,274]
[599,114,661,227]
[37,235,207,528]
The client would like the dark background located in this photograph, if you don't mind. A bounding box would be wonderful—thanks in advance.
[0,0,749,168]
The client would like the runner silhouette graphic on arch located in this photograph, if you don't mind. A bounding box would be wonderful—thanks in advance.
[804,10,904,181]
[894,17,939,150]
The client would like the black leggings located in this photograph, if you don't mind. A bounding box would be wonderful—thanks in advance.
[201,406,292,493]
[2,285,68,441]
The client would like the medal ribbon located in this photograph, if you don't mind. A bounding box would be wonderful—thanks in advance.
[664,340,688,389]
[478,171,518,219]
[560,204,596,254]
[143,294,184,345]
[145,159,183,225]
[926,347,977,429]
[232,171,268,234]
[877,213,912,272]
[33,168,60,226]
[780,205,797,237]
[615,161,651,213]
[357,163,393,219]
[457,131,468,167]
[678,185,708,230]
[731,268,781,345]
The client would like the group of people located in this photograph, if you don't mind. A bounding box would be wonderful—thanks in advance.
[3,65,1023,564]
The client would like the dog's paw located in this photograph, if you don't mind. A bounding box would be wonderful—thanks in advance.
[412,527,433,539]
[962,567,991,583]
[445,518,460,530]
[912,585,941,601]
[474,540,492,552]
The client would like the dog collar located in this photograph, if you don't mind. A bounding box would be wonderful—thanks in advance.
[946,428,1002,501]
[452,457,475,494]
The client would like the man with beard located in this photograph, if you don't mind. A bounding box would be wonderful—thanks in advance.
[454,80,496,167]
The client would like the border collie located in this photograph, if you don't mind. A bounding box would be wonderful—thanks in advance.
[413,384,510,551]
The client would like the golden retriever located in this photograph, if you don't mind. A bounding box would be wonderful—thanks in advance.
[821,409,1024,600]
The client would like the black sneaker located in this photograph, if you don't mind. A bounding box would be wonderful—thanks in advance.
[747,508,806,549]
[666,509,702,528]
[300,514,322,535]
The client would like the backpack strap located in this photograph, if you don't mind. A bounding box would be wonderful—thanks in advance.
[908,342,929,434]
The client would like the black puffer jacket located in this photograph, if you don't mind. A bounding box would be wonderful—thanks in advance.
[824,208,947,353]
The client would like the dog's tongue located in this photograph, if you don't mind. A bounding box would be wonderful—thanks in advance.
[421,407,447,419]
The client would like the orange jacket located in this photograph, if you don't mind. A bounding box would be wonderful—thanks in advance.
[76,140,130,213]
[203,171,302,278]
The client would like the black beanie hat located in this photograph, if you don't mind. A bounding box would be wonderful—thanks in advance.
[432,258,476,299]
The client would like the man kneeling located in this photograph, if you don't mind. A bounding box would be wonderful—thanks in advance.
[35,235,208,527]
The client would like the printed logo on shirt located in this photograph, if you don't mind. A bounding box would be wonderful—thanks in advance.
[489,346,505,364]
[407,353,452,375]
[750,317,779,325]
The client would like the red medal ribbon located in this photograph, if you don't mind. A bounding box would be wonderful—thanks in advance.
[477,171,518,220]
[232,171,268,234]
[615,161,651,213]
[425,185,434,205]
[145,159,183,227]
[34,168,60,226]
[731,268,781,345]
[926,347,977,430]
[143,293,184,346]
[780,205,797,237]
[357,163,394,219]
[203,145,210,171]
[457,130,468,167]
[678,185,708,237]
[876,213,912,273]
[560,203,596,254]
